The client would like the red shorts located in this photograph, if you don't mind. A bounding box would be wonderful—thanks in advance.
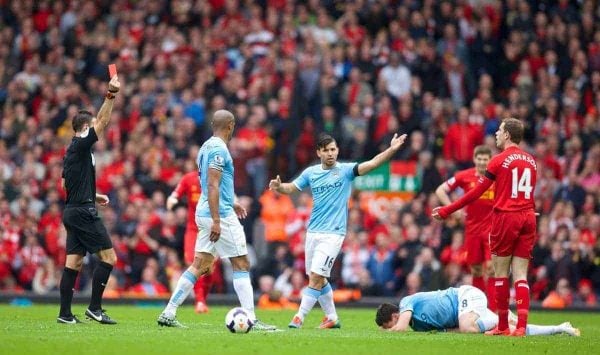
[489,210,537,258]
[464,227,491,265]
[184,225,198,265]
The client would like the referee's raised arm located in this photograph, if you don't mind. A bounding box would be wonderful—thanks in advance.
[93,75,120,136]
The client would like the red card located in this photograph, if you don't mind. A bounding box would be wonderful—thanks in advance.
[108,64,117,78]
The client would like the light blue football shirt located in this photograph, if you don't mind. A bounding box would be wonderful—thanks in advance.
[399,288,459,331]
[292,162,357,235]
[196,136,235,218]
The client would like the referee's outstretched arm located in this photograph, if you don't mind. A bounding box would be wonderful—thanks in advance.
[94,75,120,136]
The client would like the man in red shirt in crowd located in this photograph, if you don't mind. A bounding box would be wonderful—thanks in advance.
[442,107,484,169]
[435,145,496,311]
[167,170,211,313]
[433,118,537,337]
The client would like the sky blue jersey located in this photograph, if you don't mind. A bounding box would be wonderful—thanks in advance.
[196,136,235,219]
[399,288,459,331]
[292,162,357,235]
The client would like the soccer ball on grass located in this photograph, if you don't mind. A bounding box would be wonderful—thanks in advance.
[225,307,254,333]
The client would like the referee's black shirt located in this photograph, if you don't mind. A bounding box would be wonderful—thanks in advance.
[62,127,99,206]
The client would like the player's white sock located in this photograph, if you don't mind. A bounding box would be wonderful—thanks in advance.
[298,287,321,320]
[164,270,197,316]
[318,283,337,321]
[233,271,256,320]
[476,309,499,332]
[526,324,560,336]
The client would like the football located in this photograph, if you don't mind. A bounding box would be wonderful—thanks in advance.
[225,307,254,333]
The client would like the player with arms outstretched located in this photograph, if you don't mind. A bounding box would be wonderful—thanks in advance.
[435,145,496,310]
[375,286,579,336]
[269,132,407,329]
[433,118,537,336]
[158,110,276,330]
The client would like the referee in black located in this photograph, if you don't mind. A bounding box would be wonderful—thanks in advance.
[57,75,120,324]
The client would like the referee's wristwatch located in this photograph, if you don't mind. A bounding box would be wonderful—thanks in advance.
[105,91,116,100]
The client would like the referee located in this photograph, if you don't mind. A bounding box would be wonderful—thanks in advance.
[57,75,120,324]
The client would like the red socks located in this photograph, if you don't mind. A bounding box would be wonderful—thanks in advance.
[472,276,485,293]
[495,277,510,330]
[486,277,497,312]
[514,279,530,329]
[194,276,207,302]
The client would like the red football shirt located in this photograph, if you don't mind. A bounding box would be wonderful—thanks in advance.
[445,168,494,235]
[485,146,537,212]
[173,172,202,228]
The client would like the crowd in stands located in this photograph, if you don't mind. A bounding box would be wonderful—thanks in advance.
[0,0,599,308]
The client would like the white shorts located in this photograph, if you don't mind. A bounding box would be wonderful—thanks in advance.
[305,232,345,278]
[457,285,488,317]
[195,215,248,258]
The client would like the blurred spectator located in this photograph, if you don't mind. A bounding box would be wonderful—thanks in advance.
[573,279,598,307]
[442,107,483,169]
[341,231,370,289]
[542,278,574,309]
[32,258,58,295]
[398,272,423,298]
[366,233,395,296]
[274,268,306,303]
[128,265,169,297]
[259,189,295,250]
[412,247,445,292]
[257,274,296,310]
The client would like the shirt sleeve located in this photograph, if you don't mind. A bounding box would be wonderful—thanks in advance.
[439,176,494,218]
[485,155,501,180]
[292,168,311,191]
[207,145,227,172]
[342,162,359,181]
[445,174,460,192]
[76,127,98,151]
[173,176,187,197]
[399,295,415,313]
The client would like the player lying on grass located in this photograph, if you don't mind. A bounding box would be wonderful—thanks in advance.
[375,285,580,336]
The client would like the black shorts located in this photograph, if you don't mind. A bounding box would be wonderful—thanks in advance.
[63,205,112,255]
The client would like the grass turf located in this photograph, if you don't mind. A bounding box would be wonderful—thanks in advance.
[0,304,597,355]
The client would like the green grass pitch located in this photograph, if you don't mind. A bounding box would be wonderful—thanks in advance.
[0,304,597,354]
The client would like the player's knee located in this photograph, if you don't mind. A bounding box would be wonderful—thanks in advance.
[230,256,250,272]
[485,265,495,277]
[471,265,483,277]
[66,257,84,270]
[308,273,327,289]
[99,250,117,265]
[192,258,208,274]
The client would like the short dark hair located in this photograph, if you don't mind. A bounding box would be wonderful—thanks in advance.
[317,133,337,150]
[473,145,492,157]
[503,118,524,144]
[375,303,399,327]
[72,110,93,132]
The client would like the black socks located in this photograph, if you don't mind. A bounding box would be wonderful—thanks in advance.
[59,267,79,317]
[88,261,113,311]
